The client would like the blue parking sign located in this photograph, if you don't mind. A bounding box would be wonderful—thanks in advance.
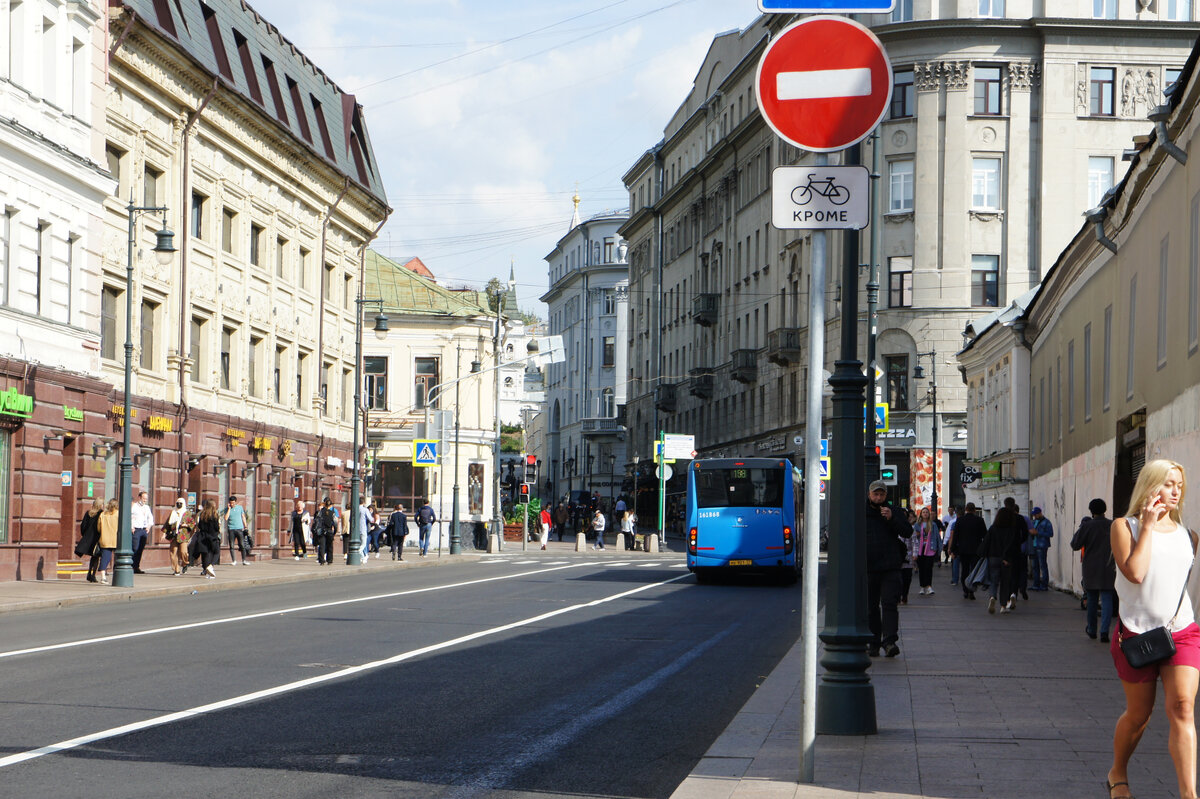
[758,1,895,11]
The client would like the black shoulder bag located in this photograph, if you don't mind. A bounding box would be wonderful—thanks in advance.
[1119,526,1195,669]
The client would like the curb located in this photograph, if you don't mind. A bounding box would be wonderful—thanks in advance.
[0,552,486,615]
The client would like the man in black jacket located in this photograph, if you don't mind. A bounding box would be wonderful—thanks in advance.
[865,480,914,658]
[1071,498,1116,642]
[951,503,987,600]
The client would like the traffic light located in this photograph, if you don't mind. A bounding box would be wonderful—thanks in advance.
[519,483,530,499]
[880,465,898,486]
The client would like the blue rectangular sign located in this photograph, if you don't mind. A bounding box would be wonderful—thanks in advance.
[758,1,895,10]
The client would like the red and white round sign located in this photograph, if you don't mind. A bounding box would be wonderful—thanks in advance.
[755,16,892,153]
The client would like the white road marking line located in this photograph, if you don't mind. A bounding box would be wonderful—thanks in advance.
[0,572,690,770]
[0,563,593,661]
[512,560,538,565]
[637,563,661,568]
[669,564,688,569]
[777,67,871,101]
[603,561,632,567]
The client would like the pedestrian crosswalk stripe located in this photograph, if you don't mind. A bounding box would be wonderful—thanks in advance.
[637,563,660,567]
[513,560,537,565]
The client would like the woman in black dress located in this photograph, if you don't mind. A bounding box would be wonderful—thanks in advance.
[195,498,222,578]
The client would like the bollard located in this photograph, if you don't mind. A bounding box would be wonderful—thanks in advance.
[575,532,588,552]
[615,532,627,551]
[487,533,501,553]
[647,534,659,553]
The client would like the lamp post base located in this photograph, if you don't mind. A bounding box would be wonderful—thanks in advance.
[817,676,877,736]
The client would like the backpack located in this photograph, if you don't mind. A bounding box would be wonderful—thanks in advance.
[418,506,435,525]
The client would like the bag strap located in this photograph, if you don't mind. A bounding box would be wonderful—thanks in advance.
[1164,524,1196,632]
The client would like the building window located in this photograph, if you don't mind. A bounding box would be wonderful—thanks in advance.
[414,357,439,410]
[105,143,126,198]
[274,345,284,403]
[1,208,12,306]
[220,326,234,390]
[1090,67,1116,116]
[221,209,236,254]
[190,315,205,383]
[1084,322,1093,421]
[101,286,121,361]
[971,157,1001,209]
[298,246,310,290]
[276,236,287,278]
[888,256,912,308]
[1103,304,1112,410]
[143,164,162,208]
[1167,67,1184,96]
[342,368,352,422]
[1165,0,1193,19]
[323,263,335,302]
[885,355,909,411]
[891,0,913,22]
[250,223,264,266]
[889,159,913,212]
[602,336,615,367]
[971,255,999,307]
[602,388,615,417]
[1088,156,1114,209]
[297,351,309,409]
[191,192,207,240]
[1127,275,1137,400]
[140,299,157,370]
[891,70,914,119]
[248,335,261,397]
[1068,339,1076,431]
[974,66,1002,115]
[365,356,387,410]
[979,0,1005,16]
[1191,193,1200,351]
[603,290,617,314]
[604,238,615,262]
[1093,0,1116,18]
[34,220,47,315]
[344,273,353,311]
[1158,237,1170,368]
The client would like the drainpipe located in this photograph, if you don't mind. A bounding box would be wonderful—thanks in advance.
[176,77,219,489]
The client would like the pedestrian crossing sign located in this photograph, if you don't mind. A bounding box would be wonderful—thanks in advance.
[819,457,830,479]
[413,440,439,467]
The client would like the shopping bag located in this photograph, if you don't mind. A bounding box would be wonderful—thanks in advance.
[965,557,991,592]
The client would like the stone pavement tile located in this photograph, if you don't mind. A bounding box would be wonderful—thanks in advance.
[727,779,804,799]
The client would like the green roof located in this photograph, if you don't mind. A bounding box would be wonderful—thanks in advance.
[364,250,491,317]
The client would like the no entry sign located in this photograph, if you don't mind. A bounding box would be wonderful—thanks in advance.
[755,16,892,152]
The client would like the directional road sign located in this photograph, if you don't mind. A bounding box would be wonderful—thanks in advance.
[773,165,869,230]
[759,1,895,11]
[413,439,439,467]
[755,16,892,152]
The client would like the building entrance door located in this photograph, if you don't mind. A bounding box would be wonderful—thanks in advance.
[58,436,78,560]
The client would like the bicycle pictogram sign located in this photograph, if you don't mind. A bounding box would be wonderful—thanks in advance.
[791,175,851,206]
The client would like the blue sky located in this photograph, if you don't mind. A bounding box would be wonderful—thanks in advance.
[243,0,757,316]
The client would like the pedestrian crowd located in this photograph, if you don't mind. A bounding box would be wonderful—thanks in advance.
[863,457,1200,799]
[73,492,442,581]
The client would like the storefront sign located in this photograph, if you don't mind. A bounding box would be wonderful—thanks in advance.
[755,434,787,453]
[61,470,72,487]
[279,439,293,458]
[980,461,1001,484]
[0,388,33,419]
[251,436,273,451]
[146,415,173,432]
[225,427,247,442]
[326,456,343,468]
[63,405,83,422]
[87,481,94,498]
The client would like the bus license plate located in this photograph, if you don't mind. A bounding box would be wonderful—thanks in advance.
[728,559,752,566]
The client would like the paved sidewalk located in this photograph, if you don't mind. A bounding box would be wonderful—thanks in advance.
[674,571,1185,799]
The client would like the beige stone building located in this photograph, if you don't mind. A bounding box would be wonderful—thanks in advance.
[620,7,1197,517]
[90,0,388,561]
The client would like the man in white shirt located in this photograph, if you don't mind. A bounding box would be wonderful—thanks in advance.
[130,491,155,574]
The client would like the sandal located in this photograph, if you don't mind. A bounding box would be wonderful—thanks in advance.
[1105,779,1134,799]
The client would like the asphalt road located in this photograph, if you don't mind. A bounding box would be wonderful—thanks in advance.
[0,553,804,799]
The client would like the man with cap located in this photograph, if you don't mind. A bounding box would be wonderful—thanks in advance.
[865,479,914,658]
[1028,505,1054,591]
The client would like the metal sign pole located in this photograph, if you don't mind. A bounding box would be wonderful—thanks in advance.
[799,153,827,784]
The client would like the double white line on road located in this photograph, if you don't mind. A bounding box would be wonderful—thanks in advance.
[0,562,594,662]
[0,570,689,770]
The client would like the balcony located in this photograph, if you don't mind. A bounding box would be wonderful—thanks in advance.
[766,328,803,366]
[689,367,714,398]
[581,417,624,437]
[731,349,758,384]
[691,293,719,326]
[655,382,678,413]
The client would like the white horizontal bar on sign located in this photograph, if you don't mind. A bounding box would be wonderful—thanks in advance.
[776,67,872,101]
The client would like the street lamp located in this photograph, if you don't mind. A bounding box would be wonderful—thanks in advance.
[609,453,616,510]
[491,276,515,547]
[449,353,482,555]
[913,352,939,524]
[114,202,175,588]
[348,296,388,567]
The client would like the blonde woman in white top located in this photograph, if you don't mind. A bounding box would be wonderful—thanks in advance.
[1107,459,1200,799]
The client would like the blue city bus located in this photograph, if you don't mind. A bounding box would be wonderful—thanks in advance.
[686,458,802,584]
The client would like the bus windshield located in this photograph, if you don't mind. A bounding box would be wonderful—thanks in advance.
[694,467,784,508]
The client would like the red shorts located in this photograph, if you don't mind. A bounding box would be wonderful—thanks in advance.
[1110,621,1200,683]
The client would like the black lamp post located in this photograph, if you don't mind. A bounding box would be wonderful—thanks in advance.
[609,453,616,510]
[913,353,939,523]
[449,353,482,554]
[348,297,388,567]
[114,202,175,588]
